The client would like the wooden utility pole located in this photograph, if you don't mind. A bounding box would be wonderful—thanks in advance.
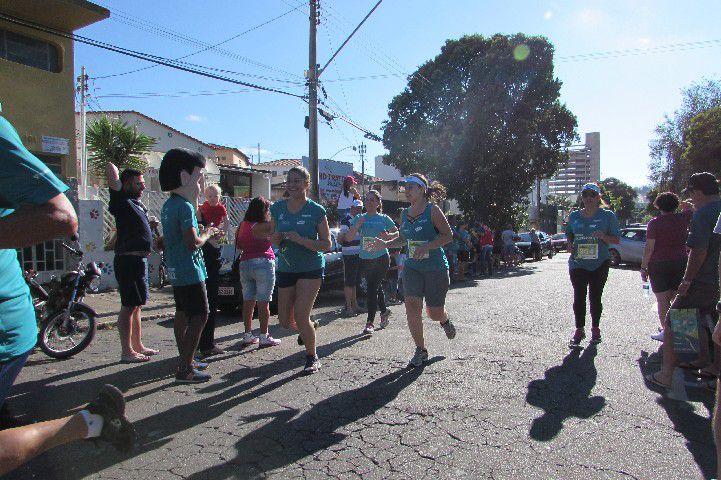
[308,0,319,200]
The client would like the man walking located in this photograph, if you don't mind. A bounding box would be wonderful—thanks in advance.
[106,162,158,363]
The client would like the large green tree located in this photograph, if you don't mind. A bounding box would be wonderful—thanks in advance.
[382,34,577,227]
[649,78,721,192]
[681,105,721,176]
[86,116,156,181]
[599,177,636,224]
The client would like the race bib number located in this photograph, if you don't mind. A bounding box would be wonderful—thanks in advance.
[362,237,375,251]
[576,242,599,260]
[408,240,429,259]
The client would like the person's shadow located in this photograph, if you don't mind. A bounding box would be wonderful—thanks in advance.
[526,345,605,441]
[183,357,442,480]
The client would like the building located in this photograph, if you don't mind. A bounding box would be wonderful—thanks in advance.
[0,0,109,178]
[548,132,601,198]
[254,158,301,184]
[374,154,403,181]
[77,110,222,191]
[210,143,249,168]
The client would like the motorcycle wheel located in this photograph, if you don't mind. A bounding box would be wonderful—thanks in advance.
[39,308,96,359]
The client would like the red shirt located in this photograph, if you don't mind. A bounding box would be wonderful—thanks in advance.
[647,210,692,263]
[198,201,227,227]
[479,227,494,247]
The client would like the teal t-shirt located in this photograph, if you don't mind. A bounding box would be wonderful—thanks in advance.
[161,194,207,286]
[400,204,449,272]
[0,116,69,361]
[565,209,621,271]
[351,212,396,260]
[270,199,326,273]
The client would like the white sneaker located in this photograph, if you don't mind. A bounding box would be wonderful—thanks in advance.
[259,335,281,348]
[363,323,375,335]
[240,332,259,346]
[651,330,665,342]
[379,310,392,329]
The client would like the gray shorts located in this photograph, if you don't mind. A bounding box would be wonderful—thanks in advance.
[403,265,449,307]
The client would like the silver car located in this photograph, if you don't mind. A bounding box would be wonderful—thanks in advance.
[609,227,646,266]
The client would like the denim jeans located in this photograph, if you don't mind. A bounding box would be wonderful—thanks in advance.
[240,258,276,302]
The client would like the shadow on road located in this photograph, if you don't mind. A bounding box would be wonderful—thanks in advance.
[526,345,605,441]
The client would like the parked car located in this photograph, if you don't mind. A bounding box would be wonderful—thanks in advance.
[608,226,646,266]
[515,231,554,260]
[551,233,568,252]
[216,228,344,314]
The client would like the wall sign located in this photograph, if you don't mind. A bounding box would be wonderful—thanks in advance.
[41,136,70,155]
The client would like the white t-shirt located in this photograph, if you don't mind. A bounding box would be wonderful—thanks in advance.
[501,229,516,246]
[337,191,355,210]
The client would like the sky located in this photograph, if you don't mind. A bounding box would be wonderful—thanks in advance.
[74,0,721,187]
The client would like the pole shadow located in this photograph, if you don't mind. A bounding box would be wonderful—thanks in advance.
[527,345,605,441]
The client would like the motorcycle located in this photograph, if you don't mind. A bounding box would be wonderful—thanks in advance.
[24,236,102,359]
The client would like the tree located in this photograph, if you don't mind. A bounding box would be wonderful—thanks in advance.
[681,105,721,176]
[599,177,636,224]
[649,78,721,192]
[382,34,577,228]
[86,116,156,181]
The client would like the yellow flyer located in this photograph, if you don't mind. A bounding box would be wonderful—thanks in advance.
[408,240,429,259]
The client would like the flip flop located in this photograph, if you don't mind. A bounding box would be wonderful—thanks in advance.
[120,354,150,364]
[645,372,671,389]
[679,361,707,370]
[138,348,159,356]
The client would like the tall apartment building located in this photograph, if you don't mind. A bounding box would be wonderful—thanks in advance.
[548,132,600,197]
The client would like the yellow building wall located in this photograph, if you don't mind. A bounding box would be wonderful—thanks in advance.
[0,25,77,178]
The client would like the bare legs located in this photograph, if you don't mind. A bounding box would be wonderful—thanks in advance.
[343,286,359,313]
[653,290,675,331]
[173,310,208,371]
[242,300,271,335]
[277,279,321,356]
[404,297,449,350]
[118,306,156,360]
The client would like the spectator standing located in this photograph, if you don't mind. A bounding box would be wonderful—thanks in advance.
[478,224,495,276]
[640,192,692,342]
[338,199,363,316]
[197,184,229,357]
[106,161,159,363]
[501,226,519,265]
[336,175,359,220]
[236,196,280,348]
[647,172,721,388]
[565,183,621,348]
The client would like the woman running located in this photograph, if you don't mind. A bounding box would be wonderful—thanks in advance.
[344,190,397,334]
[565,183,621,348]
[236,196,281,348]
[369,173,456,367]
[270,166,331,374]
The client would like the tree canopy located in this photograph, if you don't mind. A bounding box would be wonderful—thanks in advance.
[382,34,577,227]
[599,177,636,224]
[87,116,156,181]
[681,105,721,177]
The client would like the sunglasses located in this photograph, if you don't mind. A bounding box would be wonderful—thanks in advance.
[581,191,599,198]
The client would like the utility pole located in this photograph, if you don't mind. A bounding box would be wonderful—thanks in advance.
[257,142,261,165]
[77,66,88,199]
[308,0,320,200]
[358,142,367,194]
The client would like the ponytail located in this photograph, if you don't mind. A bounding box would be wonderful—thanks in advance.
[408,172,446,203]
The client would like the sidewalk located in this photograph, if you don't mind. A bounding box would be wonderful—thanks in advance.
[87,286,176,328]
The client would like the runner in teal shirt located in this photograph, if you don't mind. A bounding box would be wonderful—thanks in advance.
[350,211,396,260]
[270,198,326,272]
[565,208,621,271]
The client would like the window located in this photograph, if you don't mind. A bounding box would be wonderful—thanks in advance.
[272,171,277,177]
[17,239,66,272]
[0,28,60,72]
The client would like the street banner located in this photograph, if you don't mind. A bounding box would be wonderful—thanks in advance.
[302,156,354,201]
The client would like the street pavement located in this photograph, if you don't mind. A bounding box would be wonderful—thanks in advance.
[5,253,718,479]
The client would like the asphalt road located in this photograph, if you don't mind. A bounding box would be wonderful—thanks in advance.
[6,253,717,479]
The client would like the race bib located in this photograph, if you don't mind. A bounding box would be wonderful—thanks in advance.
[362,237,375,251]
[408,240,429,259]
[576,242,599,260]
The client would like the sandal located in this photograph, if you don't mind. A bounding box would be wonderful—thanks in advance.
[645,372,671,389]
[138,348,159,356]
[120,354,150,364]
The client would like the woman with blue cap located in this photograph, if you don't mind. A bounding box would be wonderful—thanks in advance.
[565,183,621,348]
[367,173,456,367]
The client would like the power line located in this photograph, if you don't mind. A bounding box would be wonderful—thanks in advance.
[558,38,721,62]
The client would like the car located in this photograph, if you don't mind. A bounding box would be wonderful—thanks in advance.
[551,233,568,252]
[215,228,345,314]
[608,226,646,266]
[515,231,554,260]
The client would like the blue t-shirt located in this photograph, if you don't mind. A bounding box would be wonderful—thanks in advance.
[565,209,621,271]
[161,194,207,286]
[351,212,396,260]
[689,199,721,285]
[400,204,449,272]
[0,116,69,361]
[270,199,326,273]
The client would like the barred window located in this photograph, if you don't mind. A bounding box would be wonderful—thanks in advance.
[0,28,60,72]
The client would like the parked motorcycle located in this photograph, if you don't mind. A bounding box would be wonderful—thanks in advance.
[24,237,102,359]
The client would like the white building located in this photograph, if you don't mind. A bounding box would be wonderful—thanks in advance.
[548,132,601,198]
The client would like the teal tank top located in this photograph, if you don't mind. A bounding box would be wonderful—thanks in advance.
[400,203,448,271]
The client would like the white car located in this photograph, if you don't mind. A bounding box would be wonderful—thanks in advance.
[609,227,646,266]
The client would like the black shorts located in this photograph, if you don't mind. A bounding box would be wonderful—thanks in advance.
[172,282,209,317]
[342,255,361,287]
[114,255,149,307]
[648,258,686,293]
[276,269,324,289]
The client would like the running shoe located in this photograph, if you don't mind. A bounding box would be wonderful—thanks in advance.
[85,384,135,453]
[651,329,665,342]
[408,347,429,368]
[440,318,456,340]
[240,332,259,346]
[298,319,321,345]
[379,310,392,329]
[590,327,602,344]
[569,328,585,348]
[303,355,321,374]
[175,368,211,384]
[192,359,209,371]
[259,335,281,348]
[363,323,375,334]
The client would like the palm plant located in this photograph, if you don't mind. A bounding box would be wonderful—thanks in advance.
[86,115,156,182]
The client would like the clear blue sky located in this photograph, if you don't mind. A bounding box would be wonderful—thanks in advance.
[76,0,721,187]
